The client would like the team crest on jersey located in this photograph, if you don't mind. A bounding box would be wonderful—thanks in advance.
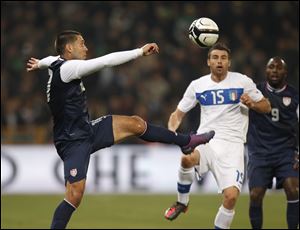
[70,168,77,177]
[229,90,238,101]
[282,97,291,106]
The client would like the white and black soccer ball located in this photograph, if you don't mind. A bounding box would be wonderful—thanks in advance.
[189,17,219,48]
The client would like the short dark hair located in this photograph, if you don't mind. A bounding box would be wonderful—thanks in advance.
[208,42,231,59]
[267,56,288,71]
[55,30,81,55]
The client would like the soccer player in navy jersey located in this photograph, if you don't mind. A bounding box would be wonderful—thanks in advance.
[247,57,299,229]
[26,30,215,229]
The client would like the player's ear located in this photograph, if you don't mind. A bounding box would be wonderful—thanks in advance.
[65,43,73,53]
[207,59,211,67]
[228,60,231,68]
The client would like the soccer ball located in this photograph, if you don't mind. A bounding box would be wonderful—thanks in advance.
[189,17,219,48]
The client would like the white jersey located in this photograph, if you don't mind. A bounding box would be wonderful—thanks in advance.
[178,71,263,143]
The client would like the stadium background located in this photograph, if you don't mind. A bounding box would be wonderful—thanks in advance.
[1,1,299,229]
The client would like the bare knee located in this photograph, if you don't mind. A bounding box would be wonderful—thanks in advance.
[224,194,238,209]
[285,188,299,200]
[250,187,266,205]
[67,188,84,208]
[130,115,146,135]
[284,178,299,200]
[181,155,197,168]
[66,181,85,208]
[223,187,240,209]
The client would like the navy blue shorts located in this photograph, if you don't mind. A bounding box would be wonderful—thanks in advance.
[247,150,299,190]
[57,115,114,184]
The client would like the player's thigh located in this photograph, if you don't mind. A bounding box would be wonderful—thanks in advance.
[274,152,299,189]
[91,115,114,151]
[112,115,146,142]
[247,158,273,190]
[194,141,215,175]
[62,140,92,185]
[209,139,244,192]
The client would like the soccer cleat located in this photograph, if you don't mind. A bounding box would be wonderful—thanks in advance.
[164,202,188,221]
[181,130,215,154]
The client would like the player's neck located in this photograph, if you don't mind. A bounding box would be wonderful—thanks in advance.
[61,52,75,60]
[211,73,227,83]
[266,82,287,93]
[61,54,72,60]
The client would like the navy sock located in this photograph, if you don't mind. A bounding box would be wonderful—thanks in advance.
[140,123,190,146]
[50,199,76,229]
[287,200,299,229]
[249,204,263,229]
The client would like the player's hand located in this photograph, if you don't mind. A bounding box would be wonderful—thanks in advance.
[240,93,255,109]
[26,57,40,72]
[293,152,299,171]
[141,43,159,56]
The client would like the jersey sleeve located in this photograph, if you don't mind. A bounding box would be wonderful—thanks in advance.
[177,81,198,113]
[38,56,60,69]
[60,48,143,83]
[243,75,264,102]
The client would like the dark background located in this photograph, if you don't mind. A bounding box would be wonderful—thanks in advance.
[2,1,299,144]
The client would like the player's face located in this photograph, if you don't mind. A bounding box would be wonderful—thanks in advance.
[207,49,231,77]
[265,58,287,88]
[70,35,88,60]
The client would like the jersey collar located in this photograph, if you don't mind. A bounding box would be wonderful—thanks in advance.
[266,82,287,93]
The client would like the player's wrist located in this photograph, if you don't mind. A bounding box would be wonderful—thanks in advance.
[137,48,144,57]
[37,60,41,69]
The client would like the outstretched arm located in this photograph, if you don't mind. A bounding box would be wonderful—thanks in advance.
[26,43,159,81]
[26,56,59,72]
[61,43,159,82]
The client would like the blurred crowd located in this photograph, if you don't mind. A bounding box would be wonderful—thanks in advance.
[1,1,299,144]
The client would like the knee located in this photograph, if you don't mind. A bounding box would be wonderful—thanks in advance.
[67,187,85,208]
[250,189,265,204]
[284,178,299,200]
[223,193,238,209]
[285,188,299,200]
[181,155,197,168]
[130,115,146,135]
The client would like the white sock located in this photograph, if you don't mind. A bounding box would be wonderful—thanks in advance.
[214,205,235,229]
[177,167,194,205]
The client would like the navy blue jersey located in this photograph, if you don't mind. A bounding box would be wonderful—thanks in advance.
[47,59,93,143]
[247,82,299,158]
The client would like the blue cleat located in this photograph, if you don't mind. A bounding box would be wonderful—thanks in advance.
[181,130,215,155]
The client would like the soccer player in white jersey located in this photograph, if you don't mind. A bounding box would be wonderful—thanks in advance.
[164,43,271,229]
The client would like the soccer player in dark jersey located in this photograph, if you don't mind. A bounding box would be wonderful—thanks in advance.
[247,56,299,229]
[26,30,215,229]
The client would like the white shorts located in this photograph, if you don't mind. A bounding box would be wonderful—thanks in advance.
[195,138,245,193]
